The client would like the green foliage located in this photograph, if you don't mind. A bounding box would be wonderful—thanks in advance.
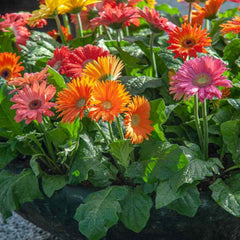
[47,66,66,92]
[0,142,17,169]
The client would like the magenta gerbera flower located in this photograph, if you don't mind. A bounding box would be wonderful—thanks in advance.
[10,81,56,124]
[170,55,232,103]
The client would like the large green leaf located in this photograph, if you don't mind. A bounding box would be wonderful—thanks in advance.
[0,142,17,170]
[221,119,240,164]
[109,139,134,168]
[0,169,43,220]
[210,175,240,217]
[47,66,67,92]
[74,186,128,240]
[120,188,153,233]
[46,126,71,147]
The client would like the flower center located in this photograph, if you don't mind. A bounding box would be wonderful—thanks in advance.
[182,38,196,48]
[102,101,112,110]
[76,98,86,108]
[0,68,11,80]
[193,73,212,87]
[29,99,42,110]
[53,60,62,71]
[131,114,140,126]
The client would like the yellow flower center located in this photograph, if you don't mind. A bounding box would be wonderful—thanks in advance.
[103,101,112,110]
[193,73,212,87]
[0,68,11,80]
[29,99,42,110]
[76,98,86,108]
[182,38,196,48]
[131,114,140,126]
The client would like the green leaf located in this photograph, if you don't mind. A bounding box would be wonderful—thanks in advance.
[47,66,66,92]
[168,186,201,217]
[109,140,134,168]
[210,175,240,217]
[155,4,181,15]
[0,169,43,220]
[120,188,153,233]
[42,174,66,197]
[221,119,240,164]
[74,186,128,240]
[0,143,17,170]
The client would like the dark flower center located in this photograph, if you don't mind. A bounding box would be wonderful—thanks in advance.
[193,73,212,87]
[182,38,196,48]
[131,114,140,126]
[29,99,42,110]
[0,68,11,79]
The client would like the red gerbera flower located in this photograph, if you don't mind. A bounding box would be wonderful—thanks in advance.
[47,46,71,74]
[63,44,110,78]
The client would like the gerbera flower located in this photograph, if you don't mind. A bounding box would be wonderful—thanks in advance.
[183,7,206,26]
[169,55,232,103]
[82,55,124,82]
[138,7,176,34]
[145,0,156,8]
[47,26,73,42]
[90,3,139,30]
[8,67,48,87]
[124,96,154,144]
[47,46,71,74]
[56,77,94,123]
[63,44,110,78]
[0,52,24,81]
[10,81,56,124]
[167,22,212,61]
[88,80,131,123]
[220,16,240,35]
[57,0,101,14]
[204,0,225,19]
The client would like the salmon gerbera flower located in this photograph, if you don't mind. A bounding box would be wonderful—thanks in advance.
[124,96,154,144]
[169,55,232,103]
[82,55,124,82]
[220,16,240,35]
[167,22,212,61]
[56,77,94,123]
[88,80,131,123]
[0,52,24,81]
[63,44,110,78]
[10,81,56,124]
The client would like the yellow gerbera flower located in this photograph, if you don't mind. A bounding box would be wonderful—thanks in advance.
[57,0,101,14]
[145,0,156,8]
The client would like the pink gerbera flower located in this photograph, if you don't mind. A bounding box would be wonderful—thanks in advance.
[138,7,176,34]
[170,55,232,103]
[47,46,71,74]
[10,81,56,124]
[62,44,110,78]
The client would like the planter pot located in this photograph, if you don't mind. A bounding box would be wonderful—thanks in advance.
[16,185,240,240]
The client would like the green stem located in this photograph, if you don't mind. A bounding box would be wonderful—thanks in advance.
[224,164,240,173]
[116,117,124,140]
[150,32,158,78]
[105,27,113,40]
[108,122,114,142]
[76,13,83,37]
[202,99,208,160]
[63,14,71,35]
[95,121,109,144]
[194,94,203,152]
[187,2,192,23]
[55,15,67,45]
[116,29,121,47]
[125,26,129,36]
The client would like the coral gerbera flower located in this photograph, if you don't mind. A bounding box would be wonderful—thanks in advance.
[88,80,131,123]
[10,81,56,124]
[0,52,24,81]
[124,96,154,144]
[63,44,110,78]
[90,3,139,29]
[47,46,71,74]
[138,7,176,34]
[57,0,101,14]
[82,55,124,82]
[167,22,212,61]
[8,67,48,87]
[56,77,94,123]
[220,16,240,35]
[169,55,232,103]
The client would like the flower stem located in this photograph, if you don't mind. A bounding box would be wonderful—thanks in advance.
[55,15,67,45]
[95,121,109,144]
[202,99,208,160]
[194,94,203,152]
[63,14,71,35]
[116,117,124,140]
[150,32,158,78]
[116,29,121,47]
[76,13,83,38]
[108,122,114,142]
[187,2,192,23]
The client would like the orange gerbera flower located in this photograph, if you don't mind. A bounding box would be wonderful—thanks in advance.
[0,52,24,81]
[220,16,240,35]
[124,96,154,144]
[88,80,131,123]
[82,55,124,83]
[204,0,225,19]
[56,77,94,123]
[47,26,73,42]
[167,22,212,61]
